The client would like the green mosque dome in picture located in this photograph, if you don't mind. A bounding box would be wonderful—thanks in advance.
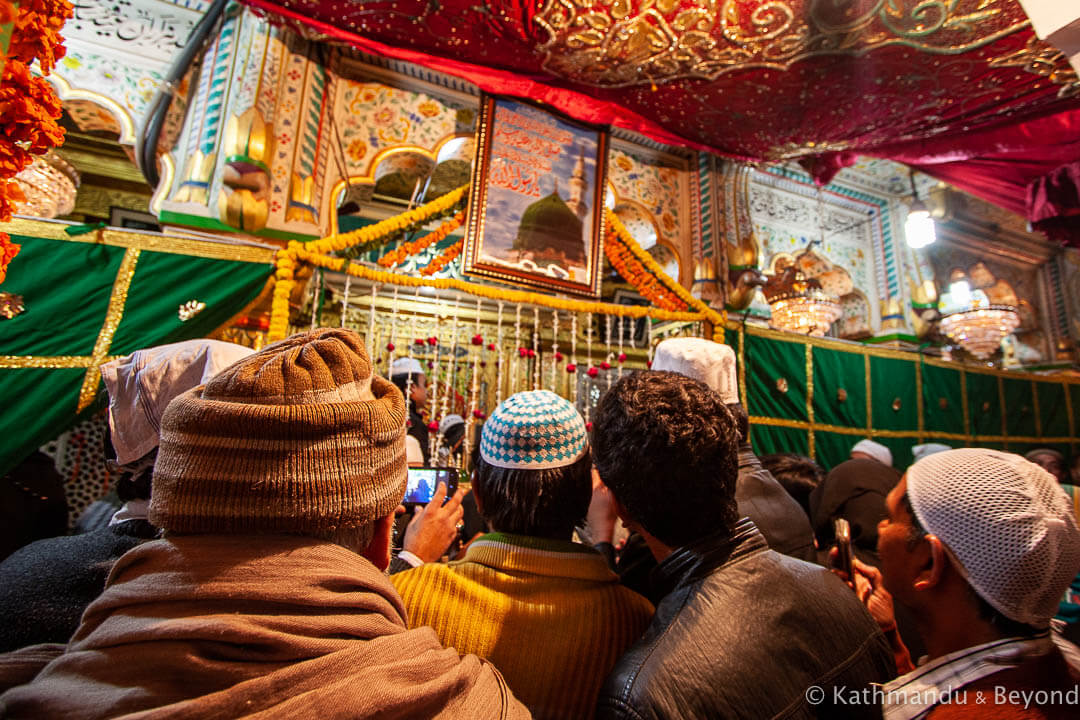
[513,190,586,267]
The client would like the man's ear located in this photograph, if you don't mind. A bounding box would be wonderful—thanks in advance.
[361,512,396,571]
[913,534,948,592]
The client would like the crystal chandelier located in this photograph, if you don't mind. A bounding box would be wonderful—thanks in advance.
[940,304,1020,360]
[13,151,79,219]
[763,188,843,337]
[767,290,843,337]
[938,280,1019,360]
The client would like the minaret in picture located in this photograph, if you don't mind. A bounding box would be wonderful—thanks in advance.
[566,145,588,220]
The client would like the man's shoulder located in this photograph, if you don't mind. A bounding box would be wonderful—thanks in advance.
[599,550,892,718]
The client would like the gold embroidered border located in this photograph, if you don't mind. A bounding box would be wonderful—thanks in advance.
[76,248,140,411]
[749,415,1070,445]
[738,326,748,408]
[0,356,109,368]
[3,218,276,264]
[728,320,1080,384]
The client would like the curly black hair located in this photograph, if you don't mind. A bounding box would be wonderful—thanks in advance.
[472,452,592,540]
[591,371,740,548]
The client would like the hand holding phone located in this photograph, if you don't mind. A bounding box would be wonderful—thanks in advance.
[402,481,466,563]
[833,517,854,579]
[403,467,459,506]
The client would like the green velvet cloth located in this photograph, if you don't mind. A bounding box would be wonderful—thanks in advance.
[0,234,271,476]
[734,326,1077,473]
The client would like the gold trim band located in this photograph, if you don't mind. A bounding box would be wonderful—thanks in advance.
[3,218,276,265]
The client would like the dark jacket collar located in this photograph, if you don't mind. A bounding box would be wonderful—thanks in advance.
[650,518,768,600]
[737,443,761,470]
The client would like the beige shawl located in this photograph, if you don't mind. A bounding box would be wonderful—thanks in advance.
[0,535,528,719]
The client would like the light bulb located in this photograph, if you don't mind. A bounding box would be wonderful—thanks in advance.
[905,207,936,249]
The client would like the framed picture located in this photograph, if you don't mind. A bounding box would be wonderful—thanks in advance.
[463,96,608,298]
[110,208,161,232]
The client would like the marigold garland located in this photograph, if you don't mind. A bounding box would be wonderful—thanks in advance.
[377,210,464,268]
[312,184,468,256]
[268,185,726,343]
[420,238,462,276]
[604,209,726,339]
[0,0,72,283]
[267,241,710,341]
[604,232,687,312]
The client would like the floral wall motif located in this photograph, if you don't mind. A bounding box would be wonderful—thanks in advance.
[607,144,692,285]
[335,81,463,177]
[744,167,886,334]
[50,0,206,143]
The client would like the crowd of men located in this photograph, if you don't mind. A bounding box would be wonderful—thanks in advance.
[0,328,1078,719]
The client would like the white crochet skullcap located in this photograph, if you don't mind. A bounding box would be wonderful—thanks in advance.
[907,448,1080,627]
[391,357,424,377]
[439,413,465,434]
[652,338,739,404]
[851,439,892,467]
[912,443,951,463]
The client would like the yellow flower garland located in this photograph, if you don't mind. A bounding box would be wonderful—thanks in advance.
[604,209,726,340]
[268,191,727,344]
[311,184,468,256]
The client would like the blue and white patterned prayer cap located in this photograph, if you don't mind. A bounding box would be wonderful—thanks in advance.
[480,390,588,470]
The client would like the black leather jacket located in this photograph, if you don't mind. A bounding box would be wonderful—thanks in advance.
[597,520,896,720]
[737,444,817,563]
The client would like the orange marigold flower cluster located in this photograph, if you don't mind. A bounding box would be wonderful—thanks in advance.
[8,0,73,73]
[604,230,688,312]
[0,232,21,283]
[0,0,70,280]
[420,239,463,276]
[377,210,465,268]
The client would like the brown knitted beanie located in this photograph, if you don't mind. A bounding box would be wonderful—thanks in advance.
[149,328,407,536]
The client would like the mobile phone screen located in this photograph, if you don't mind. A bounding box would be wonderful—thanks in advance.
[404,467,458,505]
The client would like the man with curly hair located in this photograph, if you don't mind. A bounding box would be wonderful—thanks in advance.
[591,371,895,720]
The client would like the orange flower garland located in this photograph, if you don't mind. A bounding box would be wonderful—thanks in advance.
[604,225,688,311]
[377,210,465,267]
[420,238,462,276]
[0,0,72,283]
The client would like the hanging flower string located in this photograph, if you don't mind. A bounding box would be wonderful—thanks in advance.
[531,307,540,390]
[549,310,559,392]
[464,298,483,465]
[420,238,463,276]
[271,245,710,341]
[312,184,468,256]
[0,0,73,283]
[494,301,505,405]
[377,210,465,268]
[267,191,726,343]
[511,304,522,395]
[385,286,400,376]
[569,312,578,403]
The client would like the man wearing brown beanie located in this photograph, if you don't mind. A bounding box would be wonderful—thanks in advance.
[0,329,529,720]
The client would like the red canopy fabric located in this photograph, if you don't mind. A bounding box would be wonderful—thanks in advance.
[245,0,1080,238]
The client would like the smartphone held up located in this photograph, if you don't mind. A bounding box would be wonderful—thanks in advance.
[404,467,459,506]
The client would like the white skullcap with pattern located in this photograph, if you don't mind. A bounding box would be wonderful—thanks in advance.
[906,448,1080,627]
[652,338,739,404]
[480,390,587,470]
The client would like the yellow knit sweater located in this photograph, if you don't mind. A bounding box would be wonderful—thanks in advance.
[392,532,654,720]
